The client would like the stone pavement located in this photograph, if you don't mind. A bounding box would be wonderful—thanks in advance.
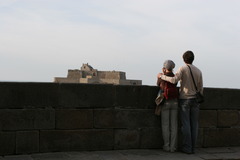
[1,147,240,160]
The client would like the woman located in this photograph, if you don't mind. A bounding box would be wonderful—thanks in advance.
[157,60,178,152]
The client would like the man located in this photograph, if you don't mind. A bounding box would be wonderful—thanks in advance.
[157,50,203,154]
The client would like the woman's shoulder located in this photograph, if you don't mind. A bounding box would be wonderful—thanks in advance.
[165,72,174,77]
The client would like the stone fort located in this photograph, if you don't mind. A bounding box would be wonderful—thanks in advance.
[54,63,142,85]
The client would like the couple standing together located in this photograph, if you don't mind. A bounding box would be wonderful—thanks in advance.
[157,50,203,154]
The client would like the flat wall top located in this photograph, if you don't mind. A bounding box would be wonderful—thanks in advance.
[0,82,239,110]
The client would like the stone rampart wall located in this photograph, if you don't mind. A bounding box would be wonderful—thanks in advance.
[0,82,240,155]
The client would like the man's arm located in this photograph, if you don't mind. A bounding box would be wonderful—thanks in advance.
[160,74,180,84]
[157,68,182,84]
[198,72,204,94]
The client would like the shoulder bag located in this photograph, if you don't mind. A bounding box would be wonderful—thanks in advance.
[187,65,204,103]
[155,90,164,115]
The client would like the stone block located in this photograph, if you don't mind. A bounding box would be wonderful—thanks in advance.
[40,129,114,152]
[0,132,15,155]
[114,129,140,149]
[140,127,162,149]
[94,109,115,128]
[94,109,160,129]
[16,131,39,154]
[0,82,59,109]
[203,128,240,147]
[114,85,158,109]
[218,110,240,127]
[56,109,93,129]
[0,109,55,131]
[201,88,240,109]
[58,83,114,108]
[199,110,217,128]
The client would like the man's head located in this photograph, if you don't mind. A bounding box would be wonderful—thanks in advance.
[183,50,194,64]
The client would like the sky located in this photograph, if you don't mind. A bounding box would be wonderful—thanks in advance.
[0,0,240,89]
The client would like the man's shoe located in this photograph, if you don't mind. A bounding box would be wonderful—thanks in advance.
[181,150,193,154]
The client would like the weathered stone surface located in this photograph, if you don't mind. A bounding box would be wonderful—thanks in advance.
[93,109,115,128]
[56,109,93,129]
[114,129,140,149]
[0,109,55,131]
[201,88,240,109]
[0,82,240,155]
[40,129,114,152]
[58,83,114,108]
[218,110,240,127]
[203,128,240,147]
[0,82,59,109]
[140,127,162,149]
[0,132,15,155]
[1,82,240,110]
[94,109,160,129]
[115,85,158,109]
[16,131,39,154]
[199,110,217,128]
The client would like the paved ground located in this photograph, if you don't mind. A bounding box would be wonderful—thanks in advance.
[1,147,240,160]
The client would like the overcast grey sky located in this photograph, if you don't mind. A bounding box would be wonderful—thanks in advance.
[0,0,240,89]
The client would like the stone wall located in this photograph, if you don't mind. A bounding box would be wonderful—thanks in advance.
[0,82,239,155]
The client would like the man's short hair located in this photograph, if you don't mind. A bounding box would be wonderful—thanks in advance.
[183,50,194,64]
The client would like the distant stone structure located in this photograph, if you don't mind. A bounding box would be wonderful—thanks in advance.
[54,63,142,85]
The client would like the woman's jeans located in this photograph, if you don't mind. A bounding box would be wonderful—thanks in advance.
[161,99,178,152]
[179,99,200,153]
